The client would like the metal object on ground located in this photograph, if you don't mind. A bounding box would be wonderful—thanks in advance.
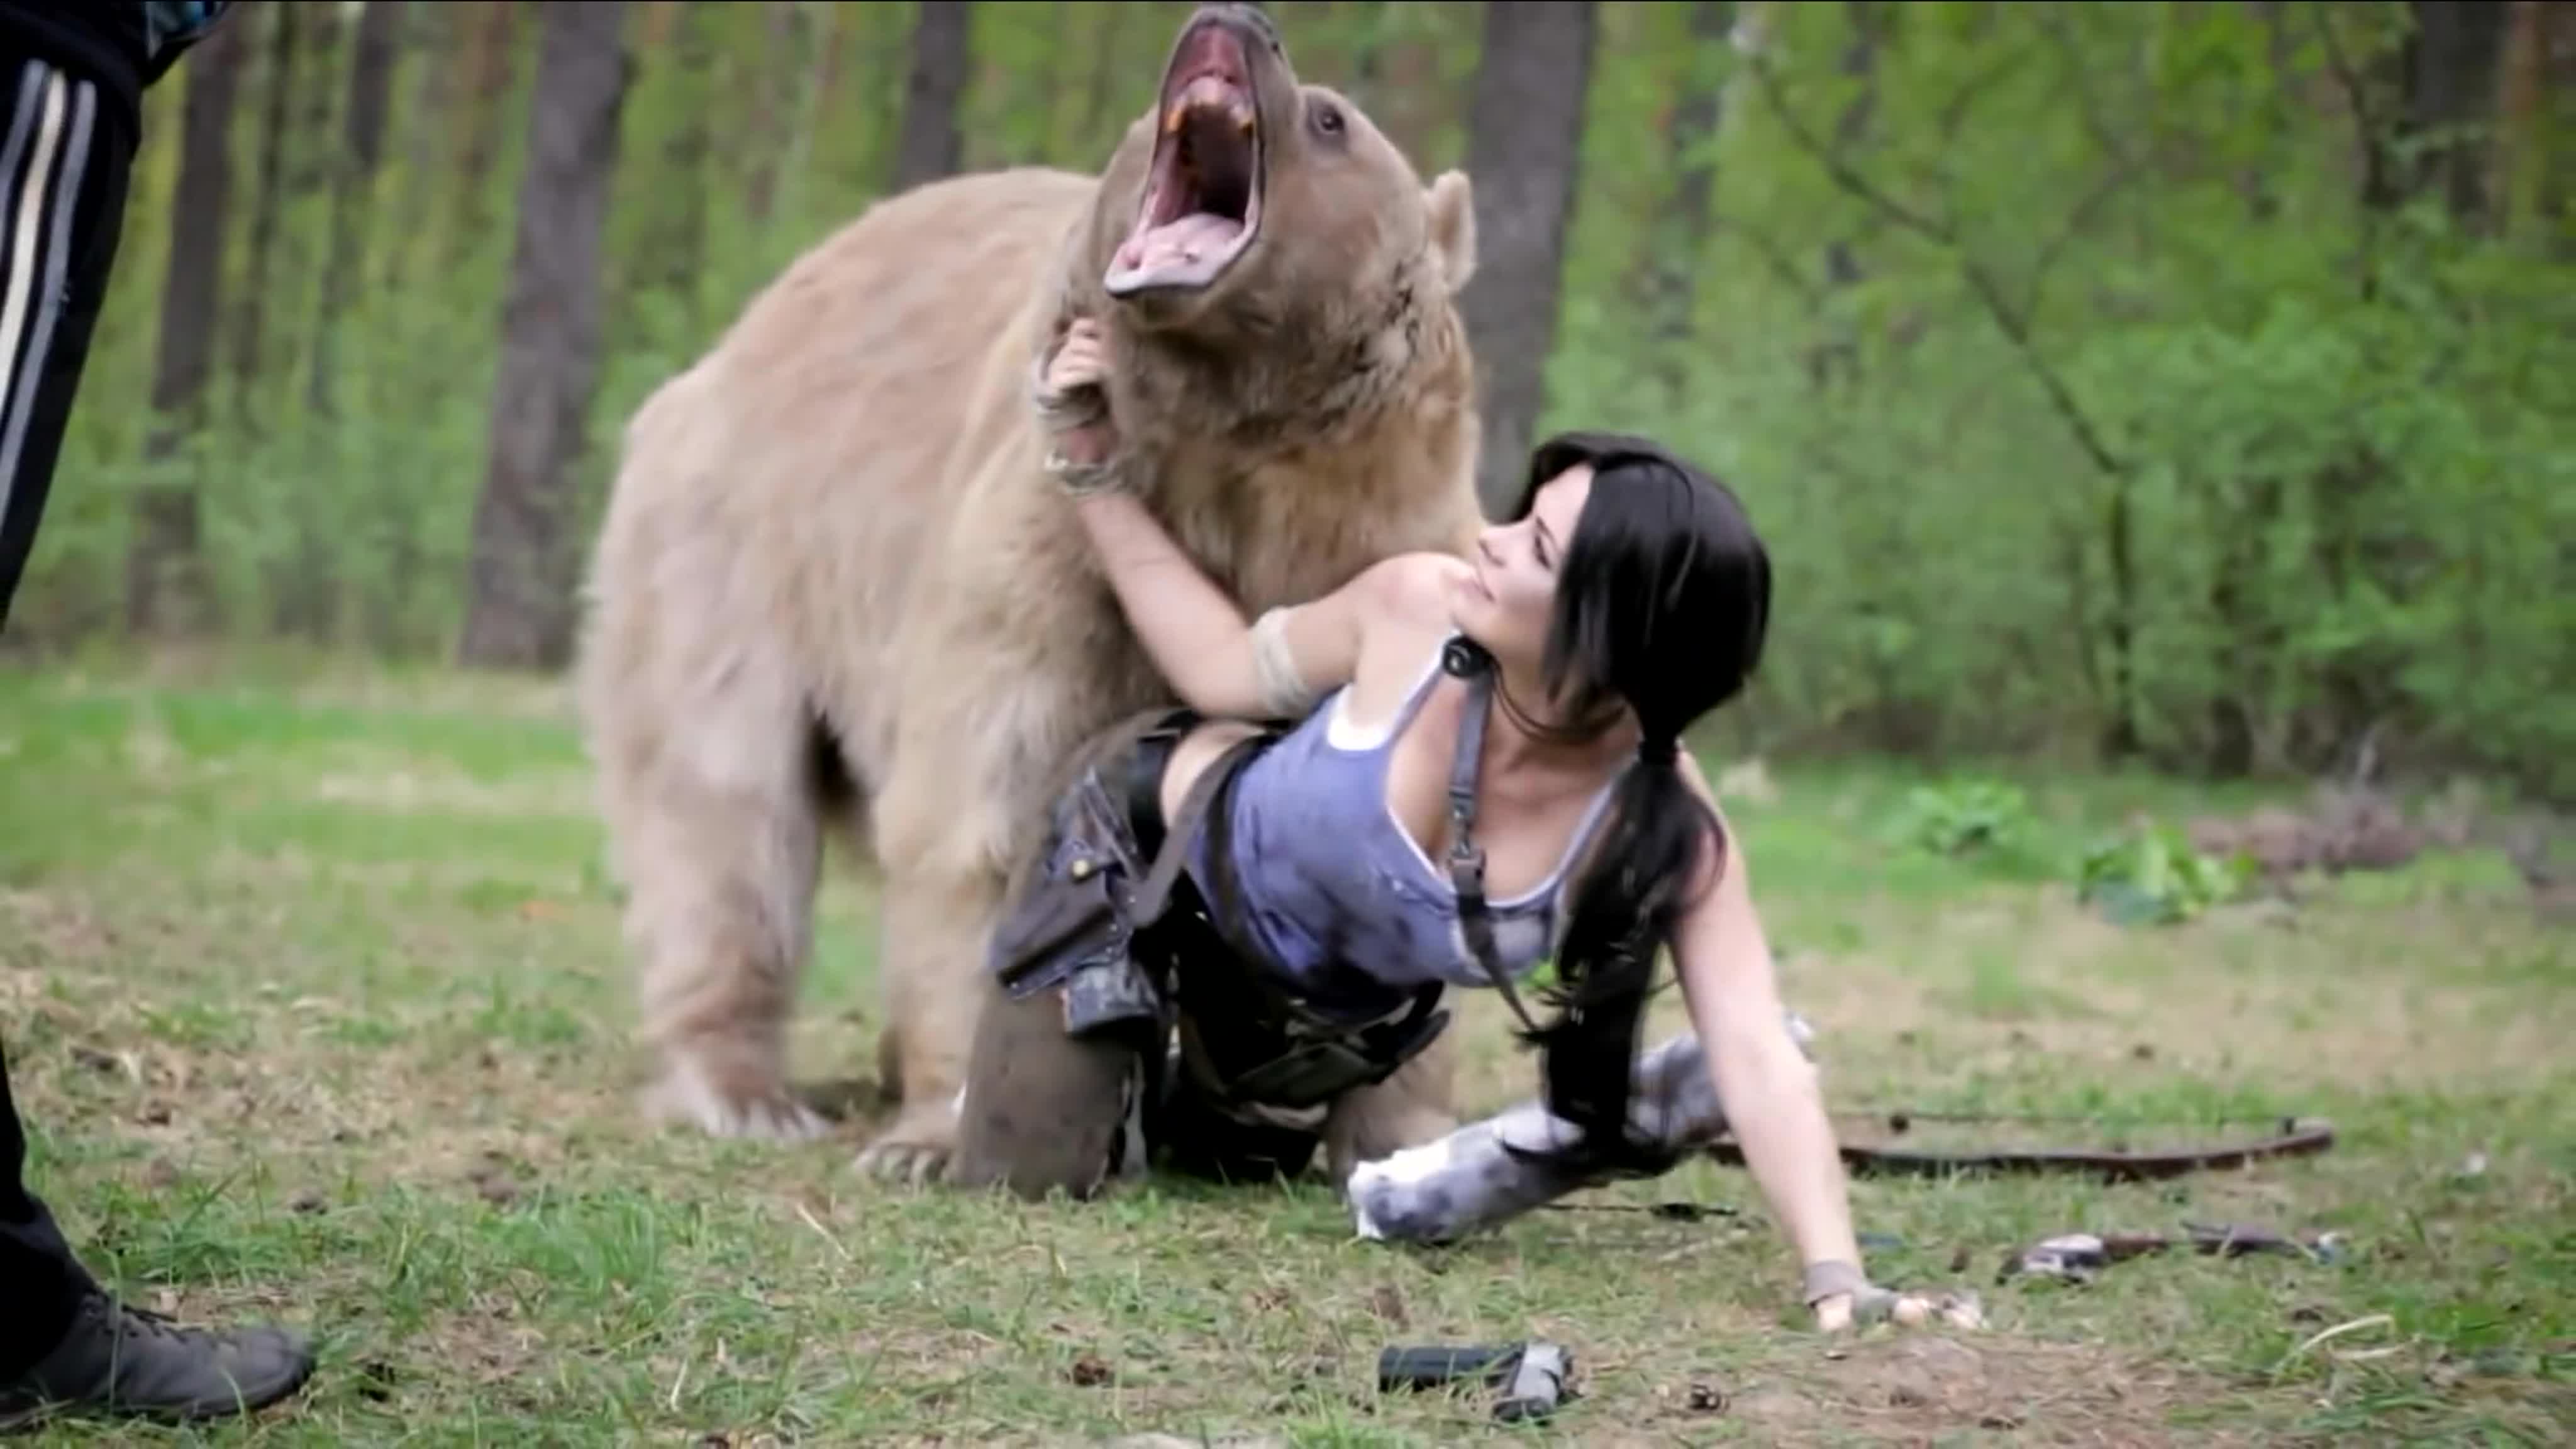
[1377,1340,1573,1423]
[2000,1221,2351,1284]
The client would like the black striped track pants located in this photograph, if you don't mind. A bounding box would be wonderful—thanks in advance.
[0,48,135,635]
[0,45,138,1380]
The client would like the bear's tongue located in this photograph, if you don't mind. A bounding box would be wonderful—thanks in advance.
[1114,213,1244,277]
[1108,62,1259,296]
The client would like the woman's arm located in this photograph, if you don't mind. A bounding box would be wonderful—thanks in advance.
[1663,757,1967,1331]
[1041,318,1453,721]
[1072,489,1440,721]
[1662,769,1865,1294]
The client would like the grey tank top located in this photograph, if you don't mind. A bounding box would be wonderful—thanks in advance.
[1184,637,1628,1021]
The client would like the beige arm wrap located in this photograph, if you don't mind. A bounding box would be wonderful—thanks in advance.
[1248,607,1321,719]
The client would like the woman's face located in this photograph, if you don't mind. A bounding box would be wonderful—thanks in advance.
[1446,462,1594,675]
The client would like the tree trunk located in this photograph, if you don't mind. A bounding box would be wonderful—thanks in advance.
[282,0,401,639]
[1077,0,1131,160]
[443,0,519,276]
[891,0,971,194]
[1325,0,1387,97]
[2299,1,2512,763]
[228,0,297,440]
[457,0,631,670]
[2491,0,2546,238]
[125,17,245,638]
[392,0,458,277]
[1641,1,1733,406]
[637,0,713,336]
[742,1,807,226]
[806,1,857,196]
[1371,10,1445,170]
[260,1,343,638]
[1808,0,1884,391]
[1457,1,1597,517]
[309,0,404,420]
[2382,0,2512,227]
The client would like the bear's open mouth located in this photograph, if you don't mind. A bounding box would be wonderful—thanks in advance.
[1107,24,1264,297]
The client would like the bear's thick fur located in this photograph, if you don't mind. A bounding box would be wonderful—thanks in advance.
[575,4,1489,1181]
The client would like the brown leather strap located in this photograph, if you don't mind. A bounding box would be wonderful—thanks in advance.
[1128,727,1274,930]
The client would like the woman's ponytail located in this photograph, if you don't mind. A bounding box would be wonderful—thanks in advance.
[1514,722,1723,1179]
[1492,429,1770,1180]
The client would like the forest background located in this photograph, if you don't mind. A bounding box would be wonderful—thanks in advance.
[8,0,2569,804]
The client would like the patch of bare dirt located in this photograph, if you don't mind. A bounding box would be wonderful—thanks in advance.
[1704,1332,2258,1446]
[2187,786,2433,886]
[0,886,121,969]
[2,891,638,1208]
[2189,780,2570,924]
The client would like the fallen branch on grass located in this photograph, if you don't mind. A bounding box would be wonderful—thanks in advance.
[1344,1028,2339,1246]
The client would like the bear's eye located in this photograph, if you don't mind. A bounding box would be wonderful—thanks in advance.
[1310,101,1345,140]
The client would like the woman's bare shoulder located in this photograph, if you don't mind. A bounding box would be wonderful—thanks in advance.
[1336,554,1470,726]
[1352,552,1471,630]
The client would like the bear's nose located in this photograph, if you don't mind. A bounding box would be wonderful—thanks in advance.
[1191,4,1282,55]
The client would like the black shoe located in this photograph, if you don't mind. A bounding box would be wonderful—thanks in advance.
[0,1289,314,1430]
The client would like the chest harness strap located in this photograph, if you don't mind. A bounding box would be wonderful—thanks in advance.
[1436,637,1548,1039]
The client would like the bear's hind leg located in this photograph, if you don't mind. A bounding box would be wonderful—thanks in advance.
[604,676,836,1143]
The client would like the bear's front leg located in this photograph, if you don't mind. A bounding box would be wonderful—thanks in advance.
[853,855,1010,1184]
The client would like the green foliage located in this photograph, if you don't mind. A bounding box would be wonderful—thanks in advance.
[6,2,2569,806]
[1548,1,2575,801]
[1884,778,2038,863]
[2077,822,2258,928]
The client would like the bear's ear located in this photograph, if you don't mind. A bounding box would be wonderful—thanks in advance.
[1424,169,1477,296]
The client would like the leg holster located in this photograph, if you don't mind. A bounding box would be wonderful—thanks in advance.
[984,707,1200,1050]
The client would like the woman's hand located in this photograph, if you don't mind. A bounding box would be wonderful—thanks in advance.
[1036,317,1118,474]
[1809,1277,1985,1335]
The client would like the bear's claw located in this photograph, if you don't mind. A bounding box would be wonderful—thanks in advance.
[854,1107,961,1186]
[648,1062,834,1143]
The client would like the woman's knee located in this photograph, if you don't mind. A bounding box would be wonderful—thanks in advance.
[948,981,1143,1201]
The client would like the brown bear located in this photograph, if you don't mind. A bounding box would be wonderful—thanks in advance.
[574,3,1488,1184]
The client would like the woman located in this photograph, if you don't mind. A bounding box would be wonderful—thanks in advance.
[974,318,1940,1333]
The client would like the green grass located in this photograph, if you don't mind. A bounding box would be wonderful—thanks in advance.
[1,657,2569,1445]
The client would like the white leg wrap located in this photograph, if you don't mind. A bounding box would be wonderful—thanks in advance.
[1345,1012,1817,1244]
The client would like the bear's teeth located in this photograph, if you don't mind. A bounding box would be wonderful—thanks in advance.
[1165,77,1252,137]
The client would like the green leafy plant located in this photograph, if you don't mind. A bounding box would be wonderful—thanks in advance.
[1887,779,2039,862]
[2077,823,2257,927]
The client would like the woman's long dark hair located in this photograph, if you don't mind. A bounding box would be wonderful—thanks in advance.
[1497,430,1773,1179]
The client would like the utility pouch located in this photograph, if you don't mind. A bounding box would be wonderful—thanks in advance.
[986,740,1160,1036]
[988,842,1127,1001]
[986,708,1235,1038]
